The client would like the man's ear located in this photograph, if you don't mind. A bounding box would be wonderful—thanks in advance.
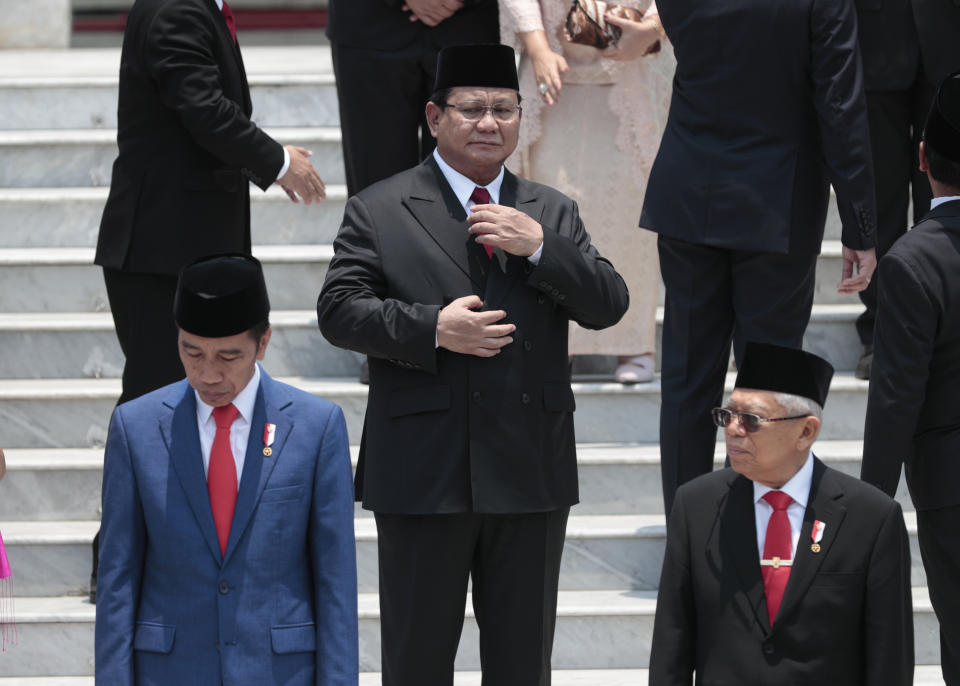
[425,101,442,139]
[919,141,929,172]
[256,327,272,361]
[797,416,821,451]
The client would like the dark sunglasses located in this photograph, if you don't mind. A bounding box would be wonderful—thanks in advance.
[711,407,810,433]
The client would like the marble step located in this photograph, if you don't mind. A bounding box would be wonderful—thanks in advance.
[0,373,870,450]
[0,303,864,380]
[0,127,344,188]
[0,587,940,677]
[0,185,348,249]
[0,507,928,597]
[72,0,328,8]
[0,440,912,523]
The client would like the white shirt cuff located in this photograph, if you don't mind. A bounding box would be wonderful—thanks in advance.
[275,147,291,183]
[527,242,544,265]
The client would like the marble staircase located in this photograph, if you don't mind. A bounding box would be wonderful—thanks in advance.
[0,46,940,683]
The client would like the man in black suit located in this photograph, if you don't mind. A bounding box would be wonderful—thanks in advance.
[326,0,498,197]
[642,0,878,516]
[650,342,913,686]
[317,45,628,685]
[92,0,326,603]
[852,0,960,379]
[862,72,960,685]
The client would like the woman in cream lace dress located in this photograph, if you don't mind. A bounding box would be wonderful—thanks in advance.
[500,0,674,382]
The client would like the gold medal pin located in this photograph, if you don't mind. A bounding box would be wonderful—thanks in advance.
[811,519,825,553]
[263,422,276,457]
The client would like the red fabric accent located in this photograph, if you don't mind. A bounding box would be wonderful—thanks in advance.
[209,404,240,557]
[221,0,238,43]
[470,186,495,259]
[761,490,793,625]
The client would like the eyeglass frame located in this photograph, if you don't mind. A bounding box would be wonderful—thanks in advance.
[711,407,811,433]
[441,101,523,122]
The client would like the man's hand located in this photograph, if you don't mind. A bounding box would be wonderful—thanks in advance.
[468,204,544,257]
[402,0,462,26]
[437,295,515,357]
[276,146,326,205]
[838,246,876,294]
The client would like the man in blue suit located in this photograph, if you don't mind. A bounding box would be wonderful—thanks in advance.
[95,254,358,686]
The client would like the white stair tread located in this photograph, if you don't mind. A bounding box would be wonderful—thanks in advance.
[0,126,340,146]
[0,185,347,202]
[0,244,330,267]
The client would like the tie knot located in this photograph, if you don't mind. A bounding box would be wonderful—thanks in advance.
[763,490,793,511]
[212,403,240,430]
[470,186,491,205]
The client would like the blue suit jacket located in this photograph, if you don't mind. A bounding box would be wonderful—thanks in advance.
[95,370,359,685]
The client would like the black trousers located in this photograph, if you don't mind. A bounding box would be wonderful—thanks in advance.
[375,509,569,686]
[657,236,817,517]
[857,77,936,345]
[917,506,960,686]
[331,41,439,196]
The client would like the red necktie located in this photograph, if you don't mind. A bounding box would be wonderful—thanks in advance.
[470,186,494,259]
[221,0,237,43]
[209,403,240,557]
[761,490,793,625]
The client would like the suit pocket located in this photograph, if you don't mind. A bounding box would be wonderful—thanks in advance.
[543,383,576,413]
[260,484,306,503]
[388,385,451,418]
[811,572,862,587]
[133,622,176,654]
[271,622,316,654]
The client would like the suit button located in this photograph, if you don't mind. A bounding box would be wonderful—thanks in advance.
[219,581,229,595]
[472,391,482,403]
[537,295,545,304]
[215,641,220,650]
[539,281,549,288]
[521,393,531,404]
[523,340,533,351]
[762,642,775,656]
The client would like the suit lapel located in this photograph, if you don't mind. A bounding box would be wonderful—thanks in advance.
[720,473,772,635]
[204,0,250,114]
[223,372,291,564]
[162,383,223,564]
[774,457,846,627]
[402,158,487,291]
[483,170,545,308]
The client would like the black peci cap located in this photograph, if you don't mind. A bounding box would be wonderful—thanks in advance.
[923,70,960,163]
[735,342,834,407]
[433,44,519,93]
[174,254,270,338]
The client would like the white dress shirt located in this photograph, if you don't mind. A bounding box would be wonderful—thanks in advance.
[752,451,814,560]
[931,195,960,209]
[432,148,544,264]
[214,0,290,181]
[195,363,261,487]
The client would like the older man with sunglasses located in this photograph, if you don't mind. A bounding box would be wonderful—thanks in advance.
[649,342,913,686]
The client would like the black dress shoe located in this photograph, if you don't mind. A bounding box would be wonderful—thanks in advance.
[855,345,873,380]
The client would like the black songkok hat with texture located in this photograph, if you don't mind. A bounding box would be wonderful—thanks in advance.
[923,70,960,163]
[174,254,270,338]
[734,342,834,408]
[433,44,519,93]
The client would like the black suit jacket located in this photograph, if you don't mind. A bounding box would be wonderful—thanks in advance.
[640,0,876,255]
[650,458,913,686]
[326,0,499,54]
[856,0,960,90]
[317,157,629,514]
[95,0,284,276]
[862,199,960,509]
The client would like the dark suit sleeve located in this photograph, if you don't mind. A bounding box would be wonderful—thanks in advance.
[525,199,630,330]
[317,195,443,374]
[309,405,359,686]
[863,500,914,686]
[809,0,877,250]
[94,407,146,686]
[861,253,936,496]
[648,488,696,686]
[144,0,284,190]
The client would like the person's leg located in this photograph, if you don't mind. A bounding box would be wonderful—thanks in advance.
[472,509,569,686]
[658,236,735,518]
[909,73,936,224]
[916,506,960,686]
[375,512,479,686]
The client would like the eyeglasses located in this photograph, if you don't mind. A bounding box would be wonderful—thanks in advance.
[443,102,522,122]
[711,407,810,433]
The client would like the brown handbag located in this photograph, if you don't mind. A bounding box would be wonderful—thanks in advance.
[563,0,660,52]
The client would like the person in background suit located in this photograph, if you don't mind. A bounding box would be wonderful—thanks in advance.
[852,0,960,379]
[642,0,878,517]
[326,0,499,198]
[650,342,913,686]
[91,0,327,603]
[95,254,357,686]
[862,72,960,686]
[317,44,629,685]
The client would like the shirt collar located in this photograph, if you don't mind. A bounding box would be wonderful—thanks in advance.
[930,195,960,210]
[215,0,224,10]
[753,451,814,509]
[195,363,261,426]
[432,148,504,206]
